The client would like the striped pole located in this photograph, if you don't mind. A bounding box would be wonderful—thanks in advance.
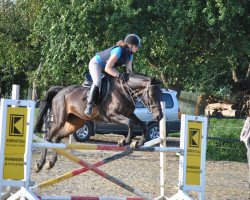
[32,135,153,199]
[31,150,133,191]
[51,148,153,200]
[33,142,183,154]
[33,143,128,151]
[38,196,143,200]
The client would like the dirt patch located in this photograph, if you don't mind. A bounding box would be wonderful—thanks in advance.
[28,134,250,199]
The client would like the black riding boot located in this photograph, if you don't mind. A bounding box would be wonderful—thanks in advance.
[84,84,99,117]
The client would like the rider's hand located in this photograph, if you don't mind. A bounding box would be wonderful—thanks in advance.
[118,73,129,82]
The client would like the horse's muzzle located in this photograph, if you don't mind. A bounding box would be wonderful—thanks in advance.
[153,109,163,122]
[156,112,163,121]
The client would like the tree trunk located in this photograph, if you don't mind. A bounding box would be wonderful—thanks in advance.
[194,94,206,115]
[32,62,43,101]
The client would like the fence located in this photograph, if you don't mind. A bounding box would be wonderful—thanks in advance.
[207,116,247,162]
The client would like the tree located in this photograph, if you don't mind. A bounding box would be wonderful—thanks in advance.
[1,0,248,102]
[33,0,142,91]
[132,0,249,96]
[0,0,42,98]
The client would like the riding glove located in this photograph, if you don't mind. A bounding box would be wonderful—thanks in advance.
[118,73,129,82]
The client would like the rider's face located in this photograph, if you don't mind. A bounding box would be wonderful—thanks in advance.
[128,44,140,53]
[131,45,140,53]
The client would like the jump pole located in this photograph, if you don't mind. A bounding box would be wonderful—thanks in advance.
[32,142,182,153]
[38,195,143,200]
[31,149,133,191]
[32,135,153,200]
[31,144,182,191]
[31,102,181,199]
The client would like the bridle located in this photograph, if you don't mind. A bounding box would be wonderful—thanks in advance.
[120,79,162,113]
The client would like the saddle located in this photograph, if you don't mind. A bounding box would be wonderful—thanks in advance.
[82,72,110,104]
[82,72,93,87]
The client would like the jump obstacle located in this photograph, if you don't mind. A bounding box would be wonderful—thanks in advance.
[0,97,208,200]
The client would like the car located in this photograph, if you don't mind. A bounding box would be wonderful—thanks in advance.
[73,89,181,142]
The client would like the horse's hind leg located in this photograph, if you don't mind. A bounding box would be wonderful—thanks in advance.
[35,124,60,173]
[35,147,47,173]
[46,120,81,170]
[45,135,63,170]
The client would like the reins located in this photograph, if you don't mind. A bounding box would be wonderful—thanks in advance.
[120,79,161,111]
[120,80,136,105]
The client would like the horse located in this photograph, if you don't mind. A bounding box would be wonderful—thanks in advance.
[34,73,163,173]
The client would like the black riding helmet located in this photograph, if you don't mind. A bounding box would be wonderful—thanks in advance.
[124,34,141,47]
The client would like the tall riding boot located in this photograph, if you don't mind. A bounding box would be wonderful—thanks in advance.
[84,84,99,117]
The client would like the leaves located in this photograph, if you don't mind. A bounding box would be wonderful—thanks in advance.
[0,0,248,99]
[0,0,42,97]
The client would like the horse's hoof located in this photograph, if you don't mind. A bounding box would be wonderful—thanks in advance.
[35,163,42,173]
[136,138,145,148]
[45,161,52,170]
[130,141,138,148]
[118,139,127,147]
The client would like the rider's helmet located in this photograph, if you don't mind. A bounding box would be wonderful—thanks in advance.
[124,34,141,47]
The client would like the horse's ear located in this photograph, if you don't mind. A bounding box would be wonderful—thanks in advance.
[151,77,162,85]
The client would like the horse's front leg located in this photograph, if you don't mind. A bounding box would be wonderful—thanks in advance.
[108,114,134,146]
[129,113,147,147]
[123,119,134,146]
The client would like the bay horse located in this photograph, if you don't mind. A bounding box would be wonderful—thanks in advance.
[34,73,163,173]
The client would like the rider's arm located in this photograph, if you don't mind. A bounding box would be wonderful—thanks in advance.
[104,54,120,77]
[125,61,133,73]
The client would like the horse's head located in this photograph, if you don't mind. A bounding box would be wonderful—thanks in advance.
[140,77,163,122]
[125,74,163,121]
[117,73,163,122]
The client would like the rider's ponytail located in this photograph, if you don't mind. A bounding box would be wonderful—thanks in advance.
[116,40,127,48]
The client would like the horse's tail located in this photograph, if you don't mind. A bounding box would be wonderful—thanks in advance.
[35,86,64,132]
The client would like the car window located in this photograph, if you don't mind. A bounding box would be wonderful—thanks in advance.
[135,93,174,109]
[161,93,174,108]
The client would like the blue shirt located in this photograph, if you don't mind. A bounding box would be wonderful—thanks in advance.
[95,47,133,68]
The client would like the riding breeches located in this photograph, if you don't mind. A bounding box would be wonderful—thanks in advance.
[89,57,103,87]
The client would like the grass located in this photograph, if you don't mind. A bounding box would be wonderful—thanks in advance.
[169,132,180,137]
[206,117,247,162]
[168,117,247,162]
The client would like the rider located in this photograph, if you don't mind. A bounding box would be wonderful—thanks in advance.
[84,34,141,117]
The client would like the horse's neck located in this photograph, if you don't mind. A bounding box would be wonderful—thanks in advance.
[125,78,149,98]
